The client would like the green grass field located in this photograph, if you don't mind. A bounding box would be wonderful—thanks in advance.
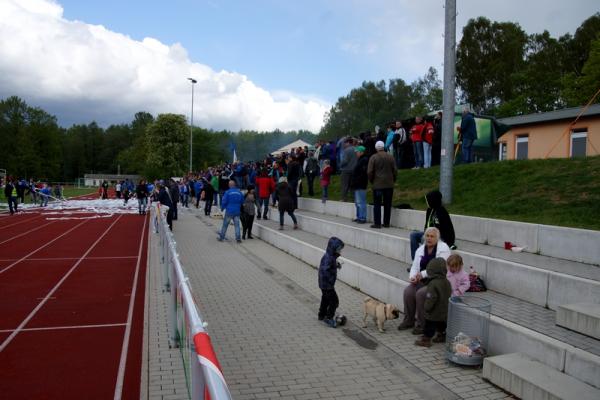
[0,186,96,206]
[302,156,600,231]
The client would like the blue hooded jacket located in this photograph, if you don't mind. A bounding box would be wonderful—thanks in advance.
[318,237,345,290]
[221,187,243,216]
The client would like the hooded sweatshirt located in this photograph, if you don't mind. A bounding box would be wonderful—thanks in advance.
[424,190,456,248]
[424,258,452,321]
[318,237,345,290]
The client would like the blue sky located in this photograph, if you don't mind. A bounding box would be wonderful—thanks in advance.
[1,0,598,131]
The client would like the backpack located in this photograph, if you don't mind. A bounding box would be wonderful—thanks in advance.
[466,266,487,292]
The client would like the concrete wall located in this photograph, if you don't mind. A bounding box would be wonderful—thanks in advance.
[255,222,600,388]
[297,198,600,265]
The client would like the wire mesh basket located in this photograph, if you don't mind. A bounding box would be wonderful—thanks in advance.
[446,295,491,366]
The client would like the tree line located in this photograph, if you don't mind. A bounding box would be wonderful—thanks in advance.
[320,13,600,139]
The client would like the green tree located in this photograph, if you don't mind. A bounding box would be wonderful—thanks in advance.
[563,37,600,106]
[408,67,443,116]
[144,114,188,178]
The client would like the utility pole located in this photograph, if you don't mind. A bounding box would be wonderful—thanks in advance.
[440,0,457,204]
[188,78,197,173]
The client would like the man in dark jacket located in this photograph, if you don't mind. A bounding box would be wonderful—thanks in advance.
[409,190,456,260]
[169,180,180,220]
[158,182,174,230]
[304,150,319,197]
[318,237,345,328]
[367,141,397,229]
[4,177,18,215]
[339,138,357,201]
[459,108,477,164]
[286,155,302,209]
[414,258,452,347]
[350,146,368,224]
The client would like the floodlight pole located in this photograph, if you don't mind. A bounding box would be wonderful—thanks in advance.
[188,78,197,173]
[440,0,456,204]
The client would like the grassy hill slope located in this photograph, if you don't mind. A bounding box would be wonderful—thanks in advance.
[303,156,600,231]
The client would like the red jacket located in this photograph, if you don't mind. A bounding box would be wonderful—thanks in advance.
[410,122,425,143]
[255,176,274,199]
[423,122,434,144]
[320,166,333,185]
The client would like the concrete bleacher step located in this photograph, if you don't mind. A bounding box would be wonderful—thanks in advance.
[252,218,600,389]
[298,197,600,266]
[557,303,600,340]
[292,209,600,311]
[482,353,600,400]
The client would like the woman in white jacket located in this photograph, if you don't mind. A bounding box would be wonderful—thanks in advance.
[398,227,451,334]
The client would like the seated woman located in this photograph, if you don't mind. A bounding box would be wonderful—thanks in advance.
[409,190,456,261]
[398,227,451,334]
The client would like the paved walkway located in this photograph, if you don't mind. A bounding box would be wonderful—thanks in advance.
[147,207,512,399]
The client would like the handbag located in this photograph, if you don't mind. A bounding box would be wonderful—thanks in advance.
[466,266,487,292]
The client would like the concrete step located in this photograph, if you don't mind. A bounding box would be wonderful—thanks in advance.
[483,353,600,400]
[293,209,600,310]
[298,197,600,266]
[557,303,600,340]
[253,219,600,389]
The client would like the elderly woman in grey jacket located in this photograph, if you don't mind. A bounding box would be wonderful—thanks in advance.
[275,177,298,230]
[398,227,451,334]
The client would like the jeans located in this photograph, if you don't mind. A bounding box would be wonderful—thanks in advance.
[288,179,299,210]
[41,195,48,207]
[258,197,270,218]
[462,138,474,163]
[410,231,424,260]
[219,213,241,241]
[422,141,432,168]
[138,196,148,214]
[306,173,316,196]
[279,210,297,226]
[318,288,339,320]
[412,141,424,168]
[373,188,393,226]
[394,145,404,169]
[8,196,18,213]
[321,185,329,201]
[340,172,352,201]
[213,192,219,207]
[354,189,367,222]
[181,193,188,207]
[204,197,213,215]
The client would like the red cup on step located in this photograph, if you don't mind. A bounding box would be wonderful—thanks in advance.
[504,241,513,250]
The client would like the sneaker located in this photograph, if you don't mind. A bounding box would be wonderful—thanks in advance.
[397,321,414,331]
[356,220,366,224]
[293,224,298,230]
[323,319,337,328]
[432,333,446,343]
[236,239,242,244]
[414,336,432,347]
[217,237,224,242]
[412,327,424,335]
[382,224,390,228]
[318,315,324,321]
[247,235,253,239]
[370,224,382,229]
[257,216,261,220]
[279,226,284,230]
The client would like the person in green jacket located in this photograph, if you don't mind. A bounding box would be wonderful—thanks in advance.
[414,257,451,347]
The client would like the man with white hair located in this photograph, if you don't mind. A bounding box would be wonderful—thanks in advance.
[459,107,478,163]
[367,140,397,229]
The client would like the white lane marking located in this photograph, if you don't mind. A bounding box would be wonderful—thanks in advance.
[0,323,127,333]
[0,214,43,230]
[0,256,138,262]
[0,215,123,353]
[0,220,55,246]
[0,220,89,275]
[113,215,148,400]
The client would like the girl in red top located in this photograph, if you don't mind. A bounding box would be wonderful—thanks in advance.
[255,169,275,219]
[320,159,332,204]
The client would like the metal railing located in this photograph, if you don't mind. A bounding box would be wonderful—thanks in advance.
[153,203,232,400]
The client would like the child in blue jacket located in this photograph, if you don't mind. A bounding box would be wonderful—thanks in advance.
[318,237,345,327]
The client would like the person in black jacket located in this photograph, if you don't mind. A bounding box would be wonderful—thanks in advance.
[409,190,456,260]
[201,177,215,216]
[136,179,148,215]
[158,182,174,230]
[286,155,302,210]
[350,146,368,224]
[169,180,180,220]
[318,236,345,328]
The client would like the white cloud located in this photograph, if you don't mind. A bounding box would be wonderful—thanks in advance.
[0,0,329,132]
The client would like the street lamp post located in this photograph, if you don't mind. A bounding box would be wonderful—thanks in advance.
[187,77,197,173]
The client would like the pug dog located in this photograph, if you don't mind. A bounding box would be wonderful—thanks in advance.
[362,297,400,332]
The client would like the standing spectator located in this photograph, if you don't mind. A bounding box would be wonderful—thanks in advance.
[115,181,122,199]
[432,112,442,166]
[201,177,215,216]
[286,155,302,210]
[218,180,243,243]
[339,138,357,202]
[351,146,368,224]
[40,183,51,207]
[409,190,456,260]
[169,180,180,220]
[241,186,256,239]
[136,179,149,215]
[219,171,230,206]
[255,169,274,219]
[459,107,478,163]
[393,121,407,169]
[423,119,434,168]
[28,178,38,205]
[210,173,220,207]
[304,150,320,197]
[101,180,109,199]
[17,178,26,204]
[367,141,397,229]
[179,181,189,208]
[194,179,204,208]
[54,183,64,200]
[320,159,332,204]
[410,117,426,169]
[122,183,131,205]
[158,181,174,231]
[275,177,298,230]
[4,177,18,214]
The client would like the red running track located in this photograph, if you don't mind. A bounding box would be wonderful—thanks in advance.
[0,210,149,400]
